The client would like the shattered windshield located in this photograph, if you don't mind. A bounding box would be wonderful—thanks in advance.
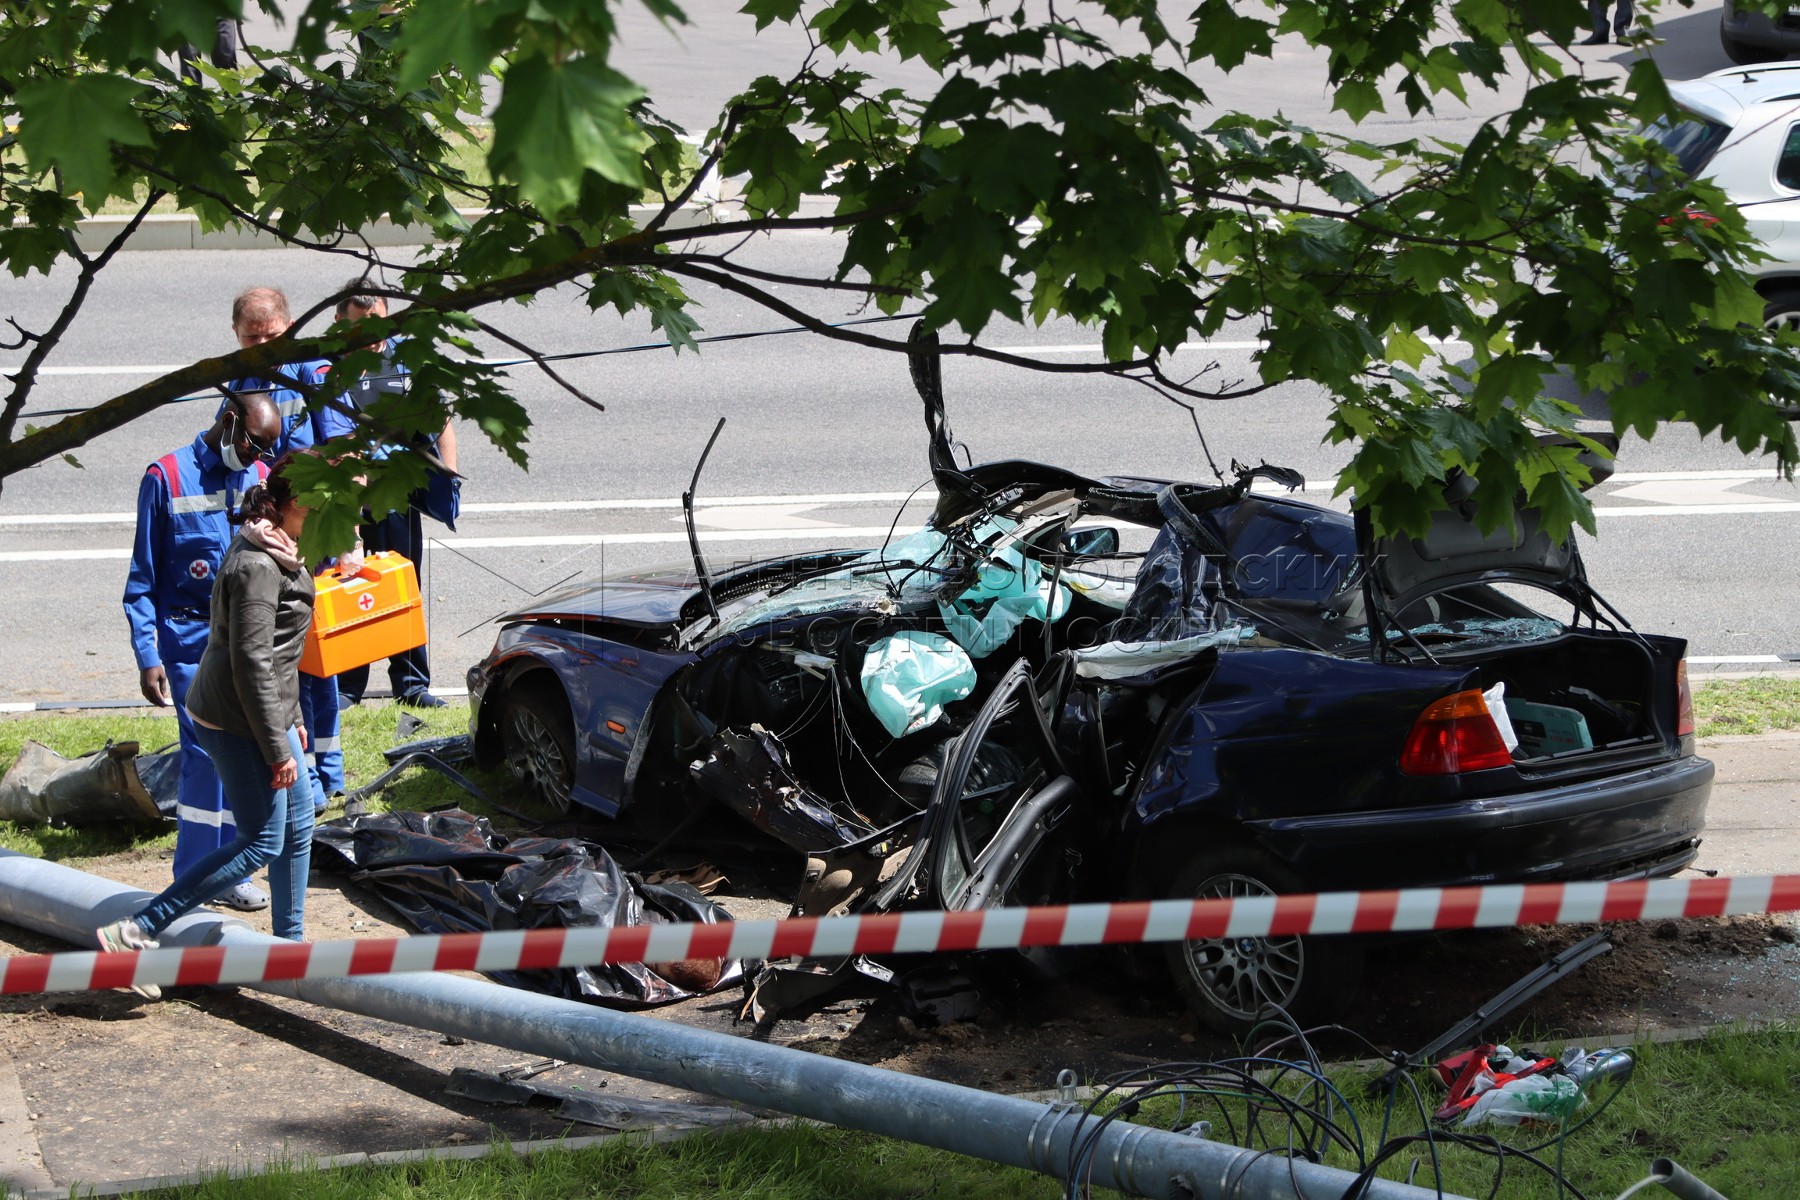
[701,526,964,645]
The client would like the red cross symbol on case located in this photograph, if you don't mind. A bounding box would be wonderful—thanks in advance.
[356,592,376,611]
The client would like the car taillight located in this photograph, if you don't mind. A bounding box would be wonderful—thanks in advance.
[1399,689,1514,775]
[1676,659,1695,738]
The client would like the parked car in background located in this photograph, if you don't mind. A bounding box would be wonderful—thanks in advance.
[1638,63,1800,328]
[1720,0,1800,66]
[468,332,1712,1034]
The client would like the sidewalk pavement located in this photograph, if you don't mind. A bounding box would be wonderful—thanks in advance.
[1693,732,1800,879]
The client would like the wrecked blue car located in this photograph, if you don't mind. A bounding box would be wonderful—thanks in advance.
[468,333,1711,1033]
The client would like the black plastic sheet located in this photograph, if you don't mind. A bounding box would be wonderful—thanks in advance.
[313,809,747,1008]
[0,740,169,826]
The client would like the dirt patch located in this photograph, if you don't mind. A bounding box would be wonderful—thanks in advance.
[3,842,1797,1188]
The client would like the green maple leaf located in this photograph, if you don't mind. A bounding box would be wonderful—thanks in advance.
[13,75,152,207]
[741,0,804,32]
[395,0,509,91]
[491,56,646,215]
[1332,80,1384,123]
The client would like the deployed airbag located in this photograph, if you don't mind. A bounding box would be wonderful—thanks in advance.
[937,528,1070,659]
[859,631,977,737]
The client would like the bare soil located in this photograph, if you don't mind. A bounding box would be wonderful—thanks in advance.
[2,838,1797,1189]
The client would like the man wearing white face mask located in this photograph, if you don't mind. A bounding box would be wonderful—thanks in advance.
[124,392,284,912]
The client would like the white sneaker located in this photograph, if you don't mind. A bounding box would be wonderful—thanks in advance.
[94,918,161,1001]
[212,881,269,912]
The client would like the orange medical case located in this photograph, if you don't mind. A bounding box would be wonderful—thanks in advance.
[300,551,427,678]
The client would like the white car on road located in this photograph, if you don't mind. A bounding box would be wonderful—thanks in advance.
[1645,63,1800,328]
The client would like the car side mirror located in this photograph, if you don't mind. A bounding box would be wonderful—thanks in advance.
[1061,527,1119,557]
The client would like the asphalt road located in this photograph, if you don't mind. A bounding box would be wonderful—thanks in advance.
[1,0,1794,703]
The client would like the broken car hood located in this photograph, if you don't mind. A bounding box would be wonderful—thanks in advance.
[496,552,867,631]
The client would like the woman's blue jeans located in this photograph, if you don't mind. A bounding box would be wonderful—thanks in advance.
[135,724,314,941]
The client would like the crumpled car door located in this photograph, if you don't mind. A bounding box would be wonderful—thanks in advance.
[871,659,1080,913]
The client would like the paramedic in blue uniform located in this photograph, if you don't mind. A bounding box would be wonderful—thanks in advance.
[222,285,352,805]
[224,287,332,459]
[124,392,283,912]
[327,278,457,710]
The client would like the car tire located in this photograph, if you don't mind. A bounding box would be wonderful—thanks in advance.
[498,681,576,813]
[1763,286,1800,333]
[1720,28,1785,65]
[1162,846,1364,1037]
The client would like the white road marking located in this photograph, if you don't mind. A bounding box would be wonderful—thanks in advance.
[10,466,1799,529]
[0,511,137,526]
[1606,469,1785,482]
[0,364,192,377]
[1594,502,1800,517]
[1606,478,1782,506]
[4,333,1484,379]
[0,490,926,527]
[1690,656,1787,664]
[690,503,839,530]
[10,486,1800,560]
[0,525,925,561]
[988,337,1467,357]
[440,525,911,551]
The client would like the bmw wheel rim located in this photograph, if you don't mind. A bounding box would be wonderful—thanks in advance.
[507,706,572,812]
[1766,310,1800,334]
[1180,872,1304,1022]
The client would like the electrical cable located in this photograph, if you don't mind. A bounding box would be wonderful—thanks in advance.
[1052,1011,1621,1200]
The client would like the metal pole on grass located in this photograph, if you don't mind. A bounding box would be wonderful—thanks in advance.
[0,850,1467,1200]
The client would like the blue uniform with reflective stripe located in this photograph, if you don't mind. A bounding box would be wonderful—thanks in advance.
[222,359,330,460]
[328,341,432,703]
[123,434,267,881]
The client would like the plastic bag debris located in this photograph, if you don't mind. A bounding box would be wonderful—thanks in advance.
[0,740,168,826]
[689,726,877,852]
[1460,1073,1584,1127]
[859,631,978,737]
[1484,682,1519,753]
[1560,1046,1634,1090]
[312,809,746,1008]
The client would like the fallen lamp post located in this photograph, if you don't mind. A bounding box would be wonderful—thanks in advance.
[0,849,1466,1200]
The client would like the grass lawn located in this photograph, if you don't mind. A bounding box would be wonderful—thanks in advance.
[104,1023,1800,1199]
[79,121,700,218]
[83,126,496,218]
[1693,675,1800,738]
[131,1124,1076,1200]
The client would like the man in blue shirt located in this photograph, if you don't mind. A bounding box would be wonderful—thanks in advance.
[221,285,349,804]
[123,393,283,911]
[327,278,457,709]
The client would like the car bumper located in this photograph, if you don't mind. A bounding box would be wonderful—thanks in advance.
[1249,754,1714,890]
[1723,3,1800,50]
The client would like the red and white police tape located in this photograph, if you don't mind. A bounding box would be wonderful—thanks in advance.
[7,873,1800,996]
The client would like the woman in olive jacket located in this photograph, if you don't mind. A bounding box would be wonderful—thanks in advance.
[97,458,318,994]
